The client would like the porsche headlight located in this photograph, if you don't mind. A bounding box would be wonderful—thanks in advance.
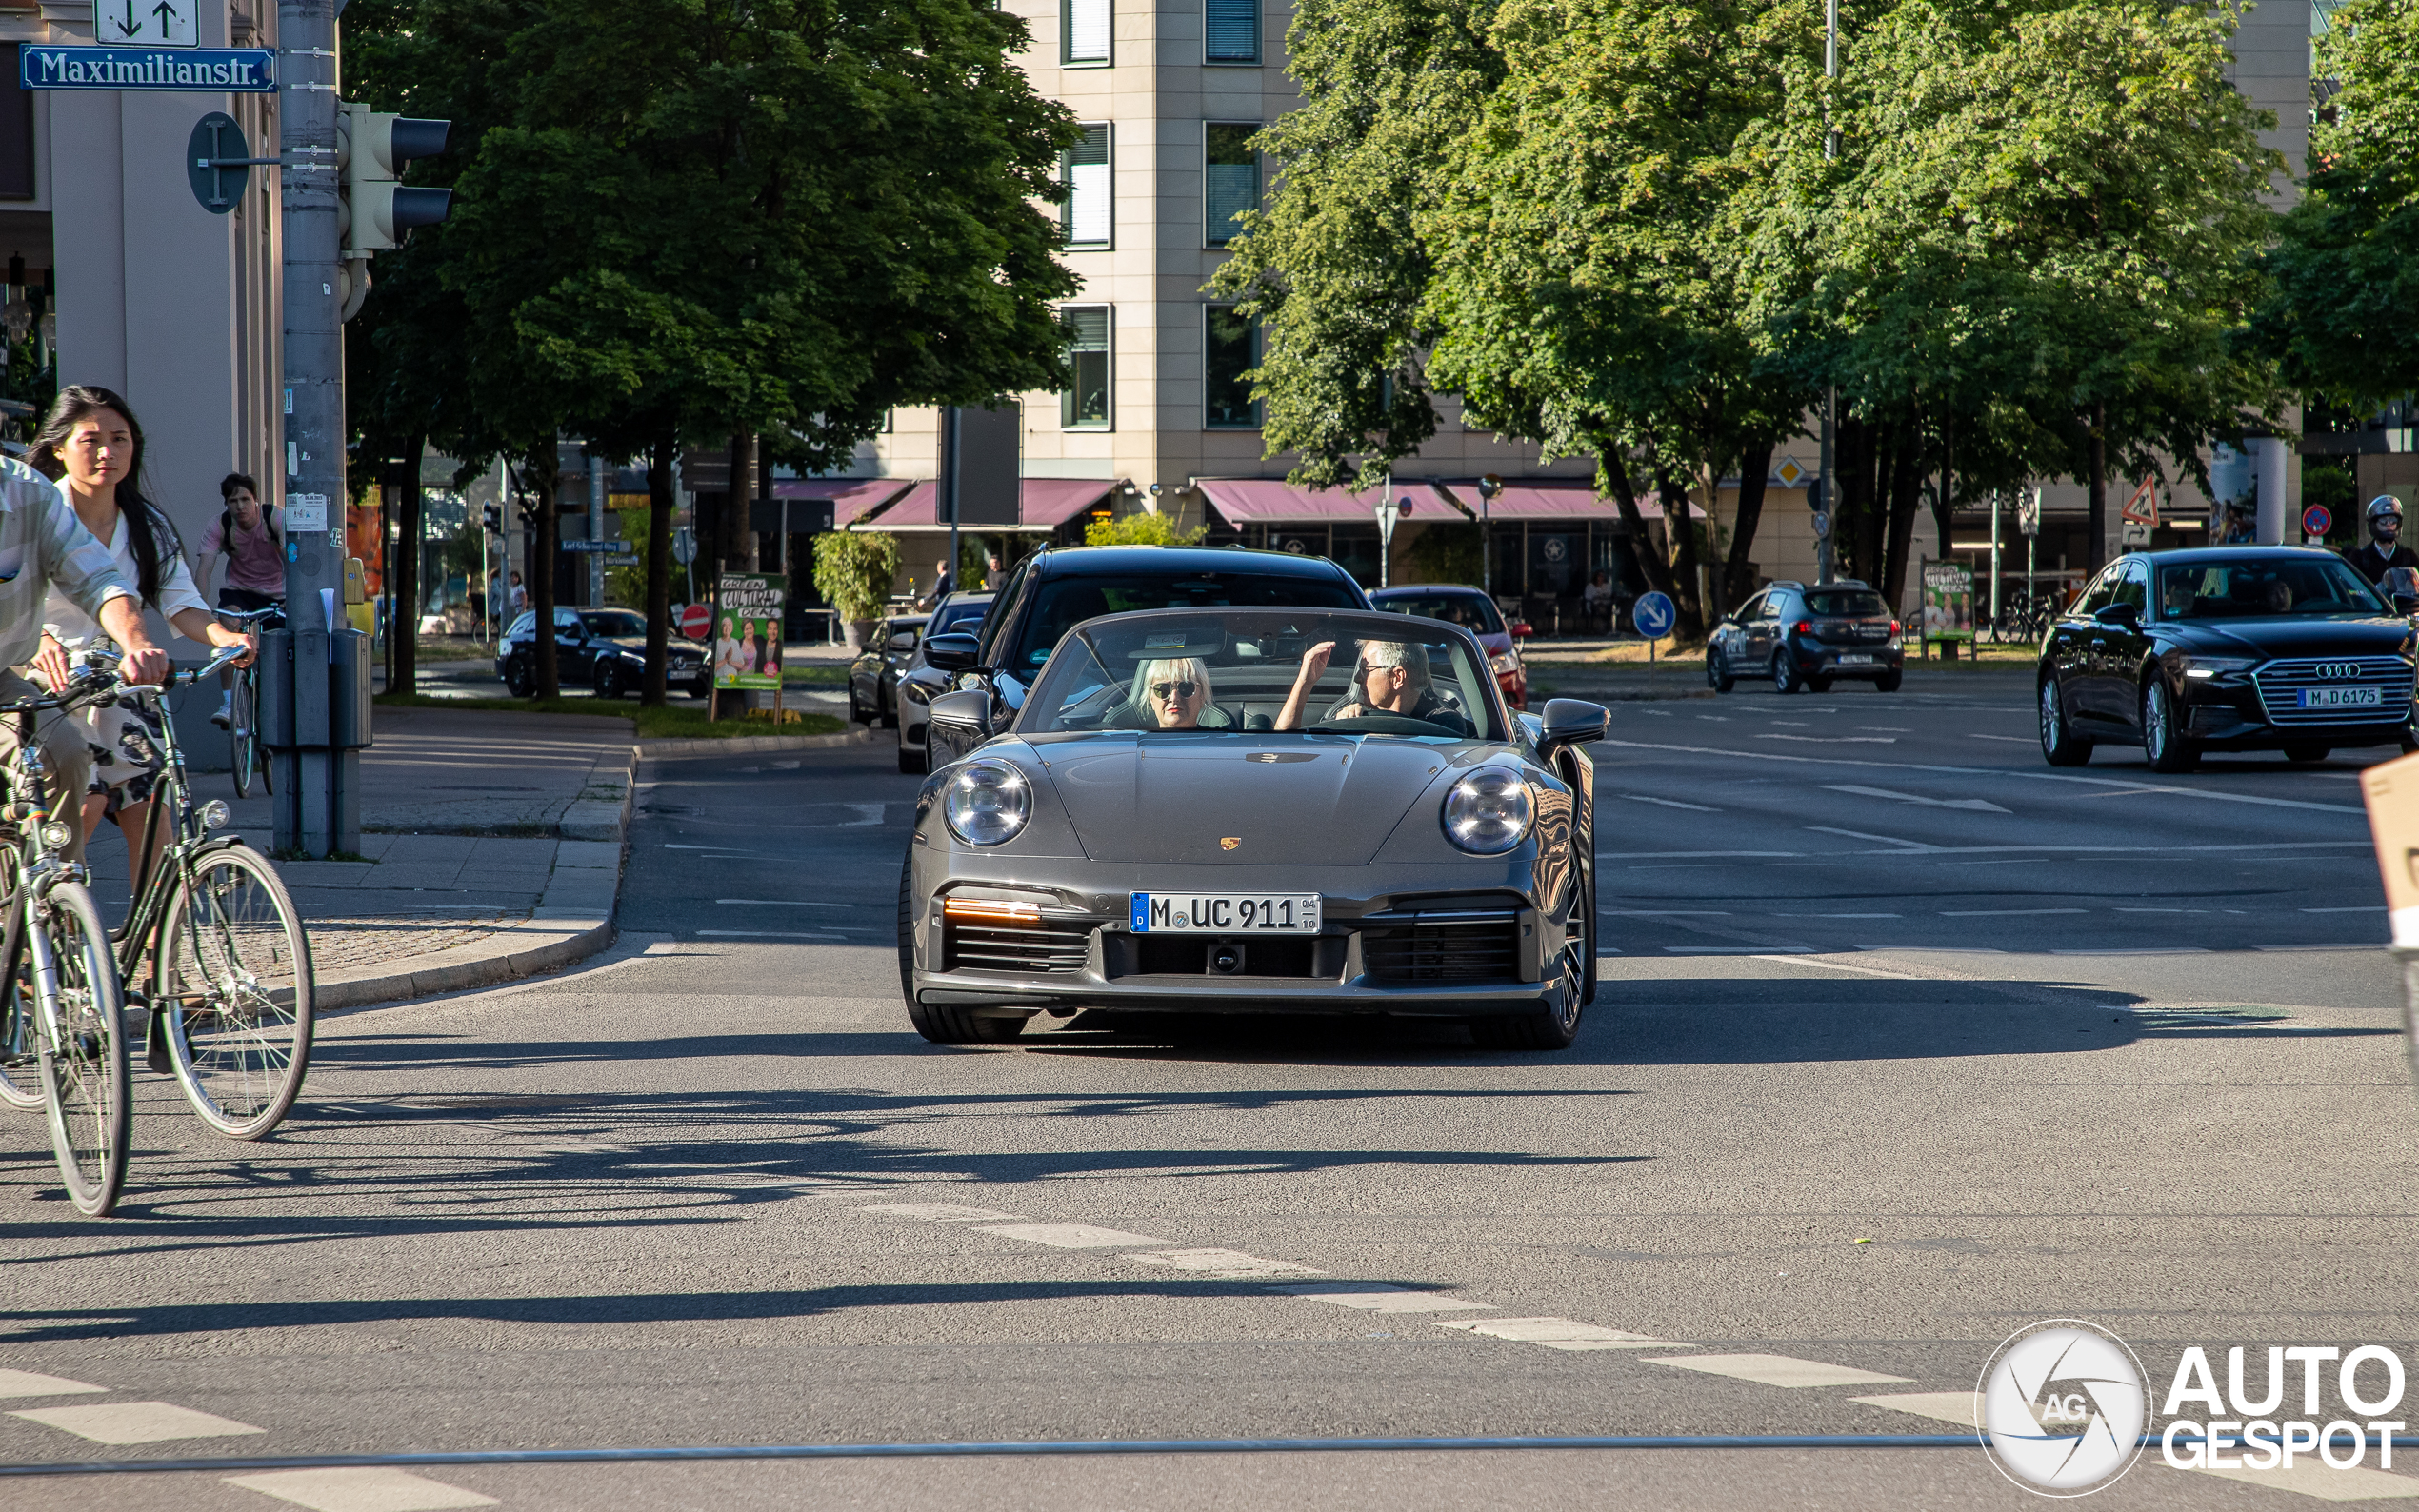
[943,760,1030,846]
[1442,766,1532,854]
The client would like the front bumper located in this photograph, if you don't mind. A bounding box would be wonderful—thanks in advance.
[907,856,1570,1018]
[2179,675,2415,749]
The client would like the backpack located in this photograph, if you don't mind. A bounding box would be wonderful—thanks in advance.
[218,506,280,555]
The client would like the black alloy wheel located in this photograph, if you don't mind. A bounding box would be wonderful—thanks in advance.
[2039,676,2092,766]
[503,656,534,699]
[2141,677,2198,774]
[592,661,624,701]
[1772,648,1802,695]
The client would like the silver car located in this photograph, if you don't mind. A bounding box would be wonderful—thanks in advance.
[899,607,1609,1051]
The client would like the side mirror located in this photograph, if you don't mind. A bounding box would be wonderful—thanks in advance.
[923,632,982,672]
[929,688,993,744]
[2092,602,2141,627]
[1537,697,1609,755]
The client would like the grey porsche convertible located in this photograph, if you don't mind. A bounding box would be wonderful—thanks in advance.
[898,607,1609,1051]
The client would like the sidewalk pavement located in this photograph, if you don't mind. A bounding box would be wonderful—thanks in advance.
[86,705,640,1011]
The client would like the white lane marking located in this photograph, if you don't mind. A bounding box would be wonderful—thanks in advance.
[1806,826,1942,851]
[1128,1248,1321,1279]
[1969,734,2031,743]
[1779,912,1900,918]
[844,803,887,826]
[1853,1391,1979,1427]
[1604,737,2366,815]
[1646,1353,1913,1388]
[1770,721,1810,726]
[2117,907,2207,913]
[1602,850,1804,859]
[1749,956,1924,977]
[2303,905,2388,913]
[2255,943,2384,952]
[713,898,852,908]
[226,1466,501,1511]
[2072,787,2171,799]
[1432,1317,1686,1351]
[693,930,850,940]
[1274,1283,1494,1314]
[1694,716,1731,722]
[978,1223,1175,1248]
[859,1203,1023,1222]
[10,1402,267,1443]
[1938,907,2086,917]
[0,1370,102,1399]
[1620,794,1720,811]
[1823,784,2009,813]
[1669,945,1813,954]
[2182,1460,2419,1500]
[1604,909,1731,917]
[1758,735,1899,744]
[1860,726,1911,732]
[2051,946,2211,955]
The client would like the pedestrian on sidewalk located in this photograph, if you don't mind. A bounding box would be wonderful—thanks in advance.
[28,388,251,884]
[196,470,282,725]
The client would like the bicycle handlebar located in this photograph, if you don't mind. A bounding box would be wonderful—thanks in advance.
[217,606,286,626]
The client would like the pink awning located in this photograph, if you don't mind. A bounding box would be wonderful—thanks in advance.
[843,479,1122,531]
[1198,479,1458,526]
[1434,481,1702,521]
[772,477,913,527]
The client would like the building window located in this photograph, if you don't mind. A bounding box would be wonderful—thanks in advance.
[1204,124,1259,248]
[1062,124,1111,248]
[1204,306,1259,429]
[1062,307,1112,428]
[1064,0,1110,65]
[1205,0,1258,64]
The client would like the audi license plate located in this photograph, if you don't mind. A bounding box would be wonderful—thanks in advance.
[1130,893,1321,934]
[1836,653,1876,666]
[2298,686,2383,709]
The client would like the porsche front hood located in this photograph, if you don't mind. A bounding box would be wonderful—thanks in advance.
[1035,735,1457,865]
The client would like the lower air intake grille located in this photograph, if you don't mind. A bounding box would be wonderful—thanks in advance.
[2251,657,2415,727]
[1361,913,1521,984]
[944,919,1090,975]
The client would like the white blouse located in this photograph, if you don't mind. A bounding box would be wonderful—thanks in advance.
[41,507,210,650]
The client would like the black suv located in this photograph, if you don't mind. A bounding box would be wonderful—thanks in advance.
[919,545,1370,766]
[1708,579,1904,694]
[498,607,710,700]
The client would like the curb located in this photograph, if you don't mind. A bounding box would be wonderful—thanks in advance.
[561,747,638,842]
[313,840,622,1011]
[639,727,877,757]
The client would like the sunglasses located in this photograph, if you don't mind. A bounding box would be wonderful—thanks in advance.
[1150,681,1199,700]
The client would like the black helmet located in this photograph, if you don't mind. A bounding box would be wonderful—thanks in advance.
[2370,494,2404,524]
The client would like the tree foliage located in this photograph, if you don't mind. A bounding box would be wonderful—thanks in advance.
[1083,513,1210,547]
[812,530,901,622]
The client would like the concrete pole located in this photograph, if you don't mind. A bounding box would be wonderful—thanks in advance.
[2253,436,2289,546]
[277,0,352,857]
[588,448,605,606]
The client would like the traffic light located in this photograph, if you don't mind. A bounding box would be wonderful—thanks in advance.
[338,104,451,256]
[483,503,502,535]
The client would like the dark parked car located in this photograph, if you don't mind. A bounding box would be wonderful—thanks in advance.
[1707,579,1904,694]
[497,607,709,700]
[2038,547,2419,772]
[895,592,995,775]
[901,606,1608,1049]
[1368,584,1531,709]
[918,545,1371,767]
[848,613,929,727]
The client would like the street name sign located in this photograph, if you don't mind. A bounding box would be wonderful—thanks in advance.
[22,46,276,91]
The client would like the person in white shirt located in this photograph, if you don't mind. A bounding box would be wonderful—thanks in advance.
[28,388,251,884]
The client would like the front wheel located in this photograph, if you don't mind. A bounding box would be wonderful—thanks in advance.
[2142,678,2198,774]
[2040,677,2092,766]
[37,883,128,1215]
[1469,938,1587,1052]
[504,657,535,699]
[897,859,1025,1045]
[157,845,314,1140]
[592,661,625,701]
[229,677,255,800]
[0,861,41,1112]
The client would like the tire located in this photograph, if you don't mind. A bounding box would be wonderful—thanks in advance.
[2039,677,2092,766]
[2142,678,2198,774]
[879,686,900,730]
[504,657,535,699]
[1772,649,1802,696]
[1707,648,1734,693]
[1469,935,1587,1052]
[0,861,39,1112]
[1874,669,1903,693]
[592,661,625,701]
[37,883,128,1215]
[848,685,868,726]
[156,846,315,1140]
[229,677,255,800]
[897,744,928,776]
[2284,742,2331,764]
[897,859,1025,1045]
[1808,676,1833,694]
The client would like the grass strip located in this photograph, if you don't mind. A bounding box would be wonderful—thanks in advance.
[373,692,845,741]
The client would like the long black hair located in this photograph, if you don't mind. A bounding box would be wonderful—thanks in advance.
[29,385,183,607]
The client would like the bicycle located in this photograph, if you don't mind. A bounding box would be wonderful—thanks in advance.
[114,646,314,1141]
[0,660,141,1214]
[218,604,283,799]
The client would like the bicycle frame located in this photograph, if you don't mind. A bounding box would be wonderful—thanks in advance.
[112,669,248,1001]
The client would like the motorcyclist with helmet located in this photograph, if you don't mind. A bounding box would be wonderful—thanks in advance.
[2344,495,2419,587]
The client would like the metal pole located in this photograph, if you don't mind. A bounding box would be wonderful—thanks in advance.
[588,448,605,607]
[1989,487,2002,638]
[277,0,350,857]
[1816,0,1839,589]
[942,405,962,600]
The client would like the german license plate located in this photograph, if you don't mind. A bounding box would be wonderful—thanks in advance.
[1837,653,1876,666]
[1130,893,1321,933]
[2299,686,2382,709]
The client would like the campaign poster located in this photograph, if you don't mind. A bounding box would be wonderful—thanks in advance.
[1922,562,1974,642]
[713,572,786,691]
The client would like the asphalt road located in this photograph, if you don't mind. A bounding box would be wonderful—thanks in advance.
[3,676,2413,1511]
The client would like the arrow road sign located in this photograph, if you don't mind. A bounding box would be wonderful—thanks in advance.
[1631,590,1675,639]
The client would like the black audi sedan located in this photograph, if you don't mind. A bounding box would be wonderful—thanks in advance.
[2038,547,2418,772]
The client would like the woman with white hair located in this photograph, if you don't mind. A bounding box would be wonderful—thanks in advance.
[1138,656,1214,728]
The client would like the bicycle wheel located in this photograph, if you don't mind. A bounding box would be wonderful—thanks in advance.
[0,870,38,1111]
[38,882,129,1215]
[157,844,313,1139]
[229,675,253,799]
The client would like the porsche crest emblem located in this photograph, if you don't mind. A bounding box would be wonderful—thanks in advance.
[1220,837,1242,850]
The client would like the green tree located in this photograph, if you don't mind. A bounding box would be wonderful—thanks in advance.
[813,531,901,625]
[1083,513,1210,547]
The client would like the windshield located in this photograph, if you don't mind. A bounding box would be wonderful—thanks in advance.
[1022,609,1499,741]
[1373,592,1505,635]
[2155,557,2388,620]
[581,610,647,638]
[1806,589,1889,618]
[1010,573,1363,671]
[931,598,990,637]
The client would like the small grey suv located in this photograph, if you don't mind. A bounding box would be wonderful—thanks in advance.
[1707,580,1904,694]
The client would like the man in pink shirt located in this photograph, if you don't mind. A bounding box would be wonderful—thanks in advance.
[196,471,283,724]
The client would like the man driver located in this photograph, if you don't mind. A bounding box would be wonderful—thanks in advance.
[2344,495,2419,587]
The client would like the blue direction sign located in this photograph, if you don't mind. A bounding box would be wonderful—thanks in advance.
[22,46,275,91]
[1631,589,1675,639]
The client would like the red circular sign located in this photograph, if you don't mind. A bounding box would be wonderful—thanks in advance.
[679,604,712,641]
